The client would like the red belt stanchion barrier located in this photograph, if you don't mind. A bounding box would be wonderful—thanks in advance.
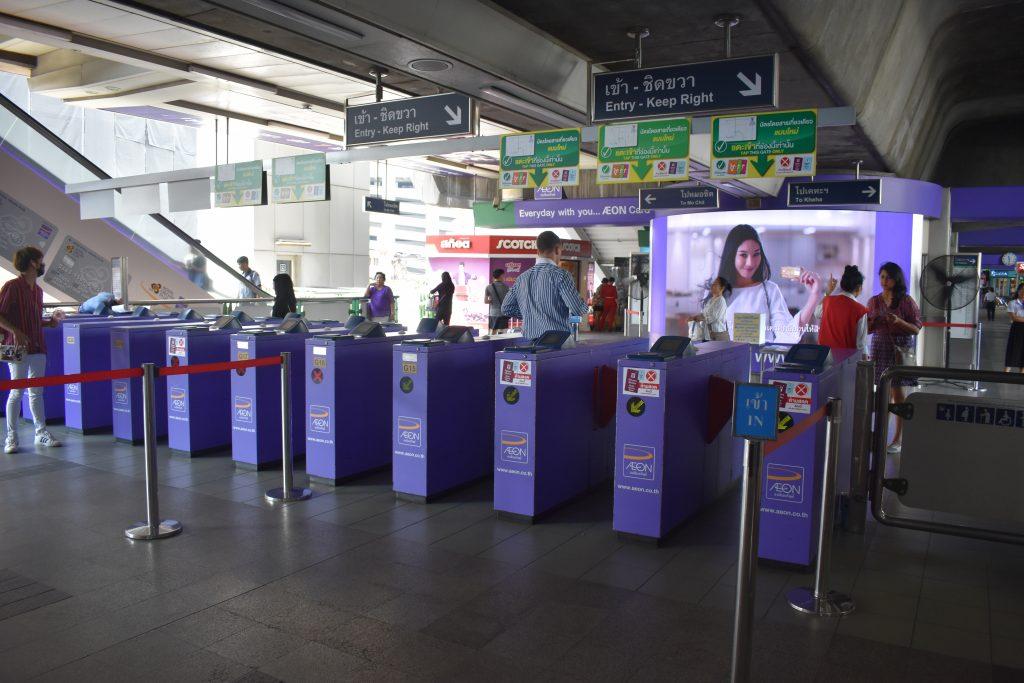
[0,354,290,540]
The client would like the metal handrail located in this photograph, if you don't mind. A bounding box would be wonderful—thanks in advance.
[871,365,1024,544]
[0,92,269,298]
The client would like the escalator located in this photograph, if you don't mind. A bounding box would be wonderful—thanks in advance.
[0,90,265,305]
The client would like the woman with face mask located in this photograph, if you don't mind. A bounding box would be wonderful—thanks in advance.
[716,224,824,343]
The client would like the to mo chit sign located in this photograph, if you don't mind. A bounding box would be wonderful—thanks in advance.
[426,235,591,259]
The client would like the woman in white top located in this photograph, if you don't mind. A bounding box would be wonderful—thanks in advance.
[717,224,824,344]
[1004,282,1024,372]
[691,276,732,341]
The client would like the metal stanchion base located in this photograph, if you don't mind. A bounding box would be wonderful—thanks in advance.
[786,587,855,617]
[124,520,182,540]
[265,487,312,503]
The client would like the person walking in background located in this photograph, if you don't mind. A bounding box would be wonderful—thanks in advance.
[271,272,297,318]
[599,277,618,332]
[430,272,455,326]
[236,257,262,299]
[364,272,394,322]
[1004,282,1024,372]
[0,246,64,453]
[501,231,587,343]
[867,262,922,453]
[185,251,210,291]
[592,278,608,331]
[691,276,732,341]
[984,286,997,321]
[484,269,510,335]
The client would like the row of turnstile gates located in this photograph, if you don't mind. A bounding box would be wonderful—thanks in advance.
[3,309,859,566]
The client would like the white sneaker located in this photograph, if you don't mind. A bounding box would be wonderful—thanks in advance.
[35,431,62,448]
[886,442,902,454]
[4,436,16,454]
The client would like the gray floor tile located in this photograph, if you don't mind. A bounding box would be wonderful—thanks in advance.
[992,636,1024,669]
[912,621,991,663]
[923,577,989,608]
[836,611,915,646]
[917,598,990,634]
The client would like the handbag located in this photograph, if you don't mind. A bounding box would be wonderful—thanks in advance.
[894,338,917,366]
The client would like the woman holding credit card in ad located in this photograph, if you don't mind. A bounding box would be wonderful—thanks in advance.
[716,224,824,343]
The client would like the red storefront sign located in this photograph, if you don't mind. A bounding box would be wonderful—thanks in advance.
[426,235,591,258]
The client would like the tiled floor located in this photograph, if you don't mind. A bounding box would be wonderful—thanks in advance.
[0,322,1021,680]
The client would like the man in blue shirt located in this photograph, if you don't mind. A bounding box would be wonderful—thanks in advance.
[501,231,588,341]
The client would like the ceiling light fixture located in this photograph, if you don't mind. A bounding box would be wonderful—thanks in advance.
[275,238,313,248]
[409,58,453,73]
[242,0,364,42]
[188,65,277,94]
[479,86,581,128]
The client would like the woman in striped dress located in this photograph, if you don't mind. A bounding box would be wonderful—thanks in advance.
[867,262,922,453]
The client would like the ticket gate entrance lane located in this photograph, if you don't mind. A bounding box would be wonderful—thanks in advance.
[63,316,205,433]
[392,335,522,501]
[612,340,750,542]
[758,347,859,567]
[493,336,649,521]
[166,319,339,456]
[304,329,430,485]
[230,325,349,470]
[110,321,216,443]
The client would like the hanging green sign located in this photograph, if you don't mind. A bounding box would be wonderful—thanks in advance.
[710,109,817,180]
[271,153,329,203]
[214,161,266,208]
[597,118,690,184]
[500,128,581,189]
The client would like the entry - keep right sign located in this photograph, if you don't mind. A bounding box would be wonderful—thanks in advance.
[710,109,817,179]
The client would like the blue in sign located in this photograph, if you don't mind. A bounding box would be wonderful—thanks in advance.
[994,408,1015,427]
[733,383,780,441]
[955,405,975,423]
[935,403,955,422]
[974,406,994,426]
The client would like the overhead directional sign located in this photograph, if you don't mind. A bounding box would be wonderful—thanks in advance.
[787,179,882,207]
[364,196,400,215]
[500,128,581,189]
[638,187,719,210]
[710,109,817,179]
[345,93,476,146]
[598,118,690,184]
[592,54,778,123]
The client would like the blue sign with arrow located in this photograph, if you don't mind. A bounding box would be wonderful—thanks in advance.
[638,187,719,210]
[787,180,881,207]
[592,54,778,122]
[346,93,476,146]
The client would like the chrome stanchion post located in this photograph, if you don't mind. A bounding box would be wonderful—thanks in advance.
[125,363,182,540]
[972,323,984,392]
[787,398,855,616]
[730,439,762,683]
[266,351,311,503]
[847,361,874,534]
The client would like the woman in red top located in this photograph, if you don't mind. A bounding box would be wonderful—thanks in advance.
[818,265,868,353]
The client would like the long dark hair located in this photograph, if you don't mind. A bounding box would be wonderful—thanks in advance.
[272,273,297,317]
[879,262,907,308]
[441,271,453,287]
[718,224,771,285]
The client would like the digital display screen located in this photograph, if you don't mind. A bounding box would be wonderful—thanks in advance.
[651,336,689,355]
[438,325,471,341]
[536,330,570,347]
[791,346,824,361]
[278,318,309,334]
[211,315,241,330]
[351,321,384,338]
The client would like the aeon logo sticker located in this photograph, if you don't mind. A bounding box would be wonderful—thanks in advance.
[499,430,529,464]
[397,416,422,449]
[169,387,186,413]
[621,444,656,481]
[234,396,253,423]
[765,464,804,504]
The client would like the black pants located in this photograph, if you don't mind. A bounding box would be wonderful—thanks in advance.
[987,302,996,320]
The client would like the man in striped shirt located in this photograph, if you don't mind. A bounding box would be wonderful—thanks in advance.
[0,246,64,453]
[501,231,588,342]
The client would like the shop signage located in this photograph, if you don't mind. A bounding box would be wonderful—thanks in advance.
[364,196,400,215]
[638,187,718,210]
[272,153,329,203]
[598,118,690,183]
[787,179,881,207]
[500,128,581,189]
[426,235,592,258]
[733,383,780,441]
[214,161,266,208]
[534,186,563,200]
[593,54,778,122]
[473,198,655,228]
[345,93,475,146]
[710,109,817,180]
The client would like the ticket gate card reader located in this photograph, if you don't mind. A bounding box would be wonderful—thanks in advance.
[516,330,571,354]
[230,323,349,469]
[493,337,649,521]
[758,348,858,567]
[613,340,749,542]
[392,336,521,501]
[304,326,422,484]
